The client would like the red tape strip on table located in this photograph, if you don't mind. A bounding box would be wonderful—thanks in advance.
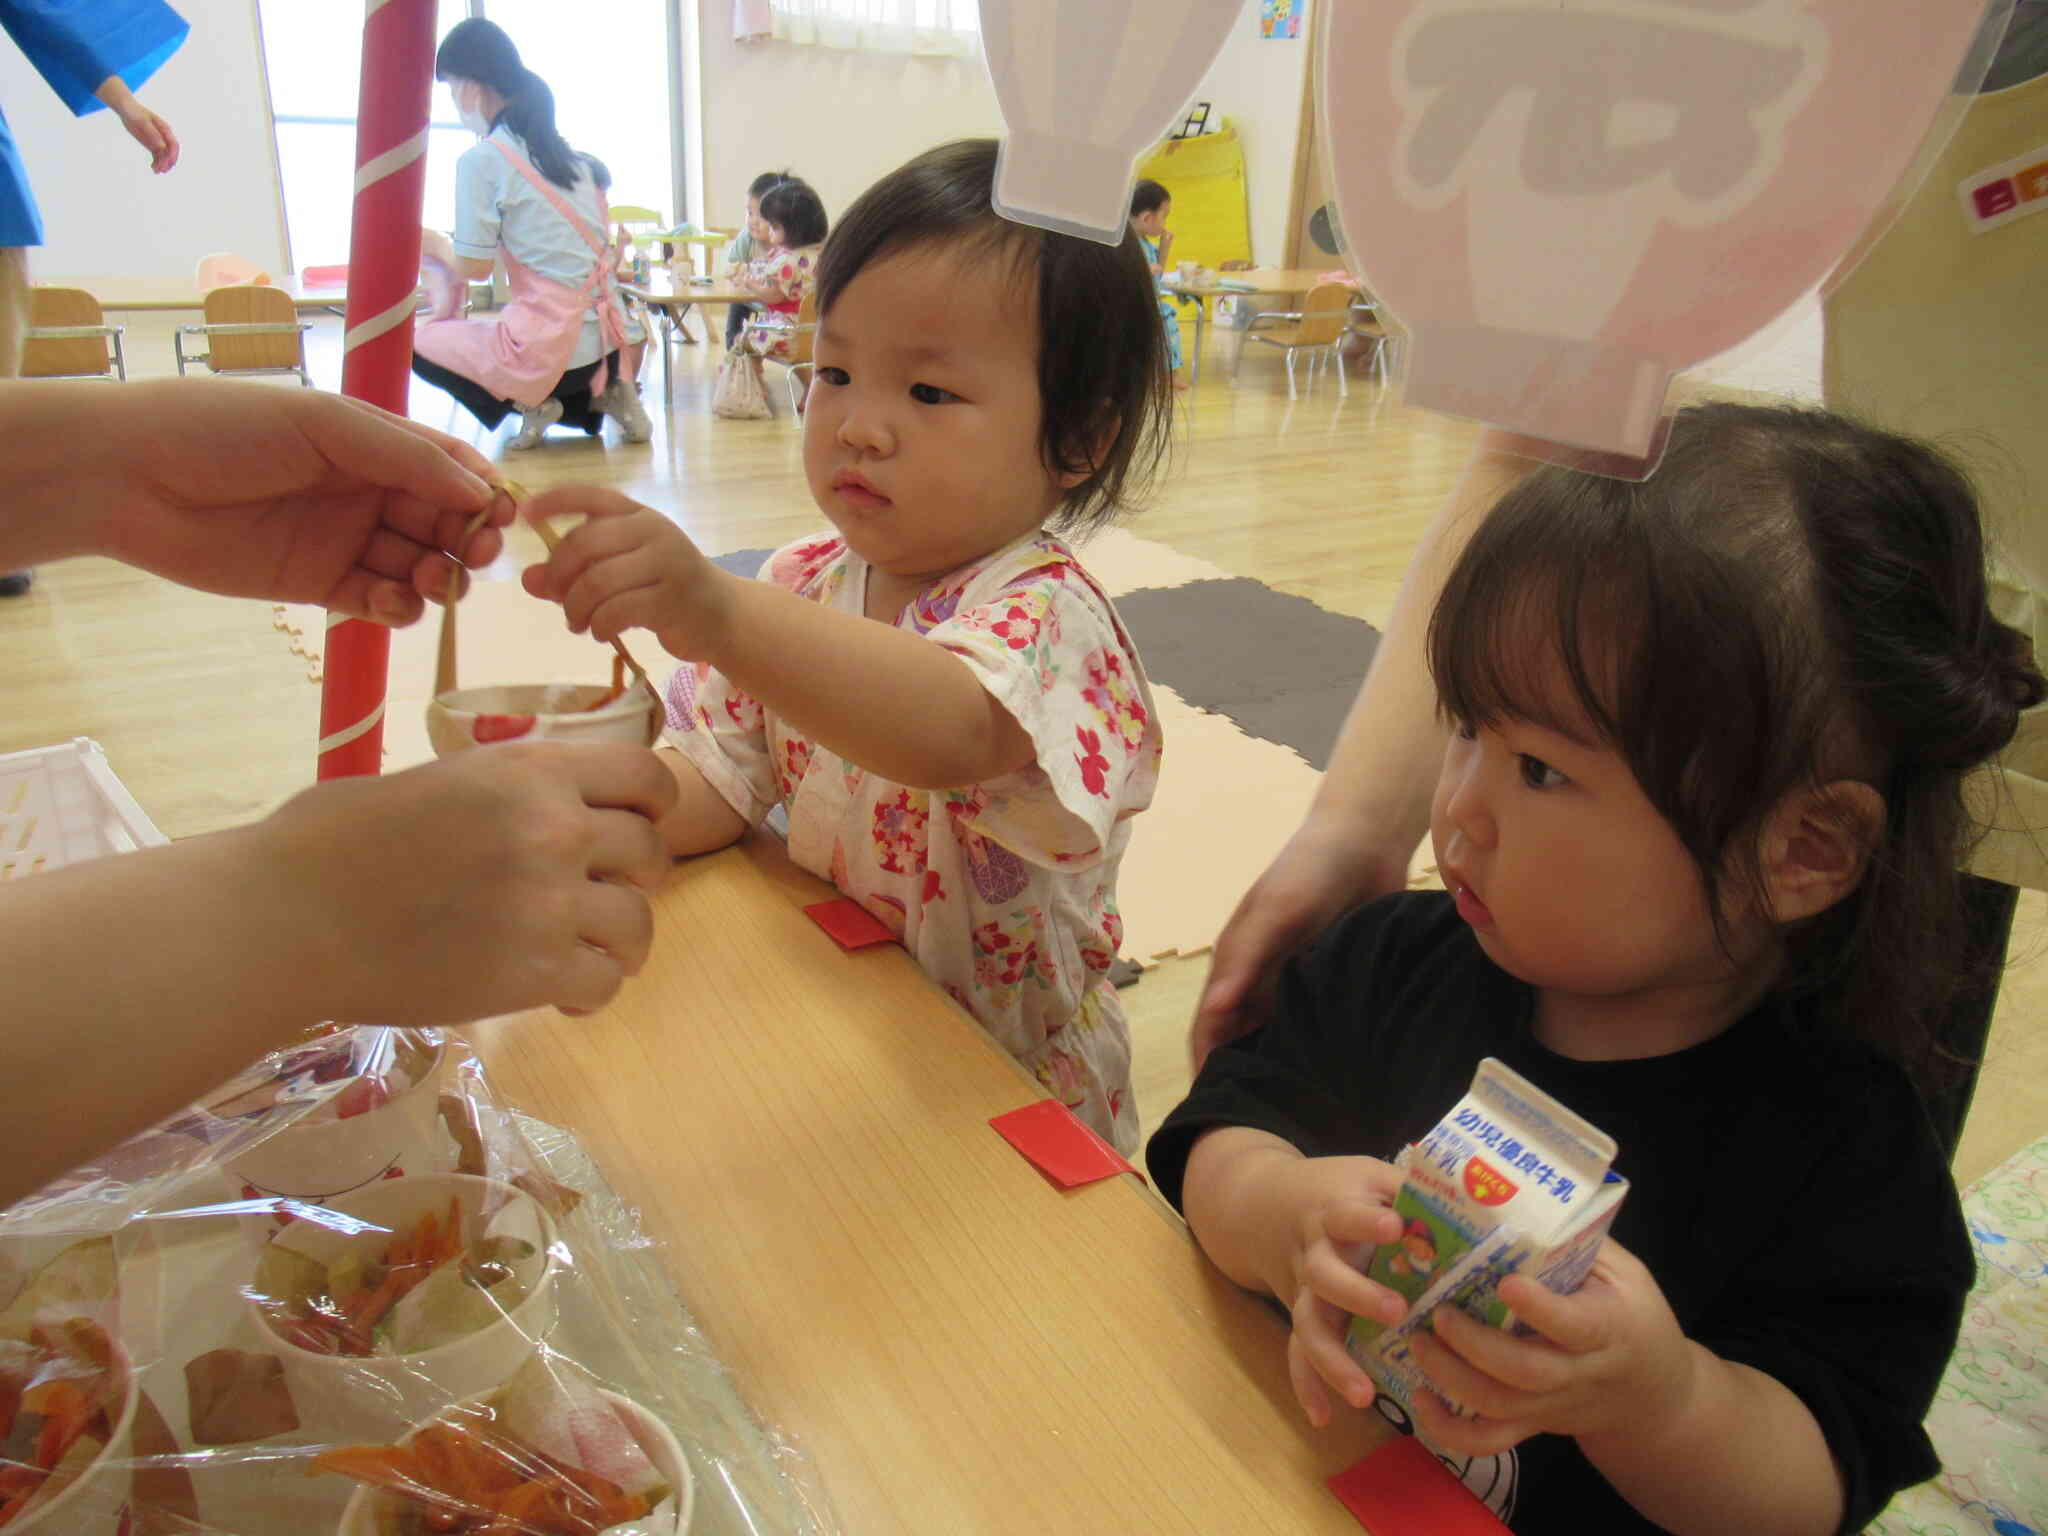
[990,1099,1135,1188]
[803,897,898,950]
[1327,1435,1512,1534]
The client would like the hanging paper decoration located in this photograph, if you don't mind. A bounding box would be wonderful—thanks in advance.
[982,0,1241,244]
[1319,0,1996,461]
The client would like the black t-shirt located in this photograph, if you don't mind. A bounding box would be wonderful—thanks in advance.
[1147,892,1972,1536]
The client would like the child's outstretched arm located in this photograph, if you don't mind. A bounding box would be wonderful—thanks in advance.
[654,748,749,856]
[521,488,1037,789]
[1405,1245,1844,1536]
[1181,1127,1408,1428]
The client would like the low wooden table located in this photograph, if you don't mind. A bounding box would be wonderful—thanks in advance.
[39,274,360,312]
[470,831,1389,1532]
[1159,266,1354,385]
[621,273,755,401]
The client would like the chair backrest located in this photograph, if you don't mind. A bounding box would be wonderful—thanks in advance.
[1294,282,1356,346]
[202,284,303,372]
[607,204,664,228]
[21,287,115,378]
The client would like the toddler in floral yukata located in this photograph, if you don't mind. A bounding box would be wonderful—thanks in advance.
[520,138,1174,1153]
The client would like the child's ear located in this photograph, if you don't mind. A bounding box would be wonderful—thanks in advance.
[1760,780,1885,923]
[1055,407,1121,490]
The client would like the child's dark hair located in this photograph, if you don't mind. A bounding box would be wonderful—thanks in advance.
[1130,179,1170,218]
[749,169,792,199]
[1427,401,2044,1083]
[815,138,1169,536]
[435,19,583,191]
[759,178,829,247]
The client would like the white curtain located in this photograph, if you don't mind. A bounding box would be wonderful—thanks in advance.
[764,0,980,57]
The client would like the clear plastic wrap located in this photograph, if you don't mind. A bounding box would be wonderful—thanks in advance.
[0,1028,841,1535]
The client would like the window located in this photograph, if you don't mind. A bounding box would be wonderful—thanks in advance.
[258,0,675,271]
[768,0,980,57]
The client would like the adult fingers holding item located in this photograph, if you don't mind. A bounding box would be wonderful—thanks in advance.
[255,741,676,1025]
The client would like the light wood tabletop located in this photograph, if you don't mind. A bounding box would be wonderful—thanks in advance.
[469,830,1390,1533]
[621,272,758,400]
[38,275,360,312]
[1157,267,1361,386]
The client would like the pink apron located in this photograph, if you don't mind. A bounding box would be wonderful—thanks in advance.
[415,140,629,408]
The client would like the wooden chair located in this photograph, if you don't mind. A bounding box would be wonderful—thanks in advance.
[175,285,313,386]
[1343,296,1393,386]
[1233,281,1356,398]
[760,290,817,425]
[20,287,126,380]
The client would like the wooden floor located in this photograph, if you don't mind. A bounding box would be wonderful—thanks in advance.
[7,311,2043,1192]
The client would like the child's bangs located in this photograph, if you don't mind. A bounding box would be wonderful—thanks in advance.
[1428,489,1656,749]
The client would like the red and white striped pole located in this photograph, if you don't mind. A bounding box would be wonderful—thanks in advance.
[319,0,437,779]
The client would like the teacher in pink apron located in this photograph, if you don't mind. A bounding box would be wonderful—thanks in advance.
[412,18,651,450]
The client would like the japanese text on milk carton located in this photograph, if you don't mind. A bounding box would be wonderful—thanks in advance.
[1346,1058,1628,1412]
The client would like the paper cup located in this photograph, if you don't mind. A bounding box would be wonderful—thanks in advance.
[222,1031,449,1220]
[245,1174,559,1441]
[334,1384,694,1536]
[426,680,662,757]
[9,1333,139,1536]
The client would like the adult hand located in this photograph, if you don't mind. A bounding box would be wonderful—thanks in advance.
[1190,822,1404,1070]
[13,380,505,622]
[96,77,179,173]
[253,742,680,1023]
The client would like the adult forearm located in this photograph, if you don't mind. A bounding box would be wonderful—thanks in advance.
[1307,437,1537,884]
[0,825,339,1208]
[92,76,139,113]
[698,578,1031,788]
[0,382,159,567]
[1580,1352,1843,1536]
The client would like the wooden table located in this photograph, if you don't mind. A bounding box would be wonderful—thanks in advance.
[39,274,359,313]
[470,831,1388,1533]
[1159,266,1355,385]
[621,272,756,402]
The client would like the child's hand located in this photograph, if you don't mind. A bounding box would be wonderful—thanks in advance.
[1270,1155,1410,1429]
[1402,1238,1698,1457]
[518,487,735,661]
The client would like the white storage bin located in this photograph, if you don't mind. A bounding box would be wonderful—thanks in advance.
[0,737,167,878]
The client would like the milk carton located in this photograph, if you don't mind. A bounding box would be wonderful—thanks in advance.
[1346,1058,1628,1412]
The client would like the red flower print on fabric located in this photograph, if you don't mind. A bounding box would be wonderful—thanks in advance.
[1075,726,1111,798]
[770,536,845,594]
[871,788,929,875]
[990,603,1040,651]
[1080,648,1147,755]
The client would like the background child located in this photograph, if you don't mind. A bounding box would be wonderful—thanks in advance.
[522,138,1172,1152]
[1130,178,1187,390]
[735,177,828,367]
[724,168,791,347]
[1148,403,2045,1533]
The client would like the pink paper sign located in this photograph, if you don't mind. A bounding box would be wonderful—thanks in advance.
[1319,1,1989,457]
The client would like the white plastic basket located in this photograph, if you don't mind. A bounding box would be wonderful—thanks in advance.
[0,738,167,879]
